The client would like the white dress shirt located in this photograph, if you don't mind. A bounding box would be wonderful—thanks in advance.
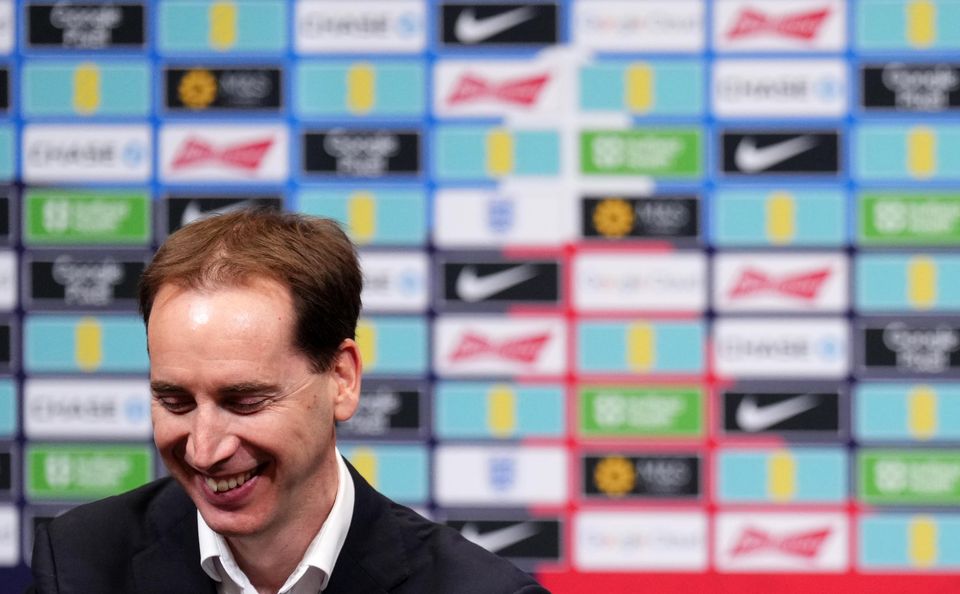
[197,450,355,594]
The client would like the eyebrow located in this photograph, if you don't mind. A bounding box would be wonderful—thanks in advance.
[149,381,281,397]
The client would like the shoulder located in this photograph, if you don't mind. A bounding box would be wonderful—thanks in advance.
[341,464,547,593]
[45,477,193,549]
[390,503,547,593]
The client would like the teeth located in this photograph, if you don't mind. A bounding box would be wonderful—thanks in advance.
[205,470,256,493]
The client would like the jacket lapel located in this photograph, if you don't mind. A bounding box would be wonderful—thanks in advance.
[324,461,411,594]
[131,481,217,594]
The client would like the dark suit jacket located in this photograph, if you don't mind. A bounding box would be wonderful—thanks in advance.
[28,462,550,593]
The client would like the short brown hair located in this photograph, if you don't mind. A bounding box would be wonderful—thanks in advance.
[138,209,362,371]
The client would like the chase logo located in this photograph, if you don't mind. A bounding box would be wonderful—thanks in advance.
[855,124,960,180]
[434,381,565,439]
[717,448,847,503]
[857,0,960,51]
[860,514,960,570]
[297,187,426,246]
[22,61,150,117]
[712,188,846,247]
[340,444,427,503]
[856,383,960,441]
[433,126,560,180]
[165,67,281,111]
[295,1,426,54]
[27,3,145,49]
[296,61,424,117]
[158,1,286,54]
[577,320,705,375]
[355,316,428,376]
[24,315,147,373]
[579,60,703,115]
[857,254,960,312]
[360,251,428,313]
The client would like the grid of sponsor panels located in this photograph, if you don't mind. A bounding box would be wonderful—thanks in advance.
[2,0,960,591]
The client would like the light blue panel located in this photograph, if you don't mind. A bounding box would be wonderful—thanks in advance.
[579,61,703,115]
[711,188,847,246]
[25,315,148,373]
[0,380,14,437]
[857,254,960,311]
[0,125,13,181]
[340,444,428,503]
[717,448,847,503]
[297,188,427,246]
[295,61,425,117]
[433,126,561,180]
[855,125,960,181]
[856,1,960,50]
[577,321,704,374]
[434,382,565,438]
[856,383,960,440]
[158,1,286,54]
[22,62,150,117]
[361,317,428,376]
[860,514,960,568]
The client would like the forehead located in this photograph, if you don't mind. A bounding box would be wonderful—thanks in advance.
[148,278,297,344]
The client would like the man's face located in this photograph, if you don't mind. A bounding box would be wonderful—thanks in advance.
[148,278,360,540]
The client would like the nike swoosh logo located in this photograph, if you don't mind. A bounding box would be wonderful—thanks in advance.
[733,135,818,173]
[456,264,537,302]
[736,394,820,432]
[454,6,536,43]
[181,199,255,227]
[460,522,538,554]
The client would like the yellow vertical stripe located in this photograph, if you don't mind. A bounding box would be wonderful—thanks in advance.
[908,516,938,568]
[350,448,379,488]
[209,2,237,51]
[75,317,103,372]
[907,0,937,48]
[346,63,376,115]
[907,126,936,179]
[626,323,655,372]
[625,62,653,113]
[355,320,377,370]
[73,63,100,115]
[487,384,517,437]
[485,129,514,177]
[347,191,376,244]
[768,451,797,502]
[765,191,796,245]
[907,256,937,310]
[908,385,938,440]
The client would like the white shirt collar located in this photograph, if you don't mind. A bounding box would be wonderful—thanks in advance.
[197,450,355,593]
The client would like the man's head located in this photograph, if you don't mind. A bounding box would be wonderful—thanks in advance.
[139,209,362,372]
[141,210,363,543]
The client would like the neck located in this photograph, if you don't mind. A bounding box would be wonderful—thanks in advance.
[226,457,340,593]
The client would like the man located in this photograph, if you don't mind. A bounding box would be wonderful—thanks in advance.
[29,210,548,594]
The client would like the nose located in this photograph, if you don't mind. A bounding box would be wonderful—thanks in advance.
[184,403,240,473]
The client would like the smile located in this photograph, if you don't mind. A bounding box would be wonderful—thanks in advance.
[204,467,260,494]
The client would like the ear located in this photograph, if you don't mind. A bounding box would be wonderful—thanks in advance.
[330,338,362,422]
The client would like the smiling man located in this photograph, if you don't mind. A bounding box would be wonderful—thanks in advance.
[28,210,548,594]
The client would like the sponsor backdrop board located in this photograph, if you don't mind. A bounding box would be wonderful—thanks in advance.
[1,1,959,593]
